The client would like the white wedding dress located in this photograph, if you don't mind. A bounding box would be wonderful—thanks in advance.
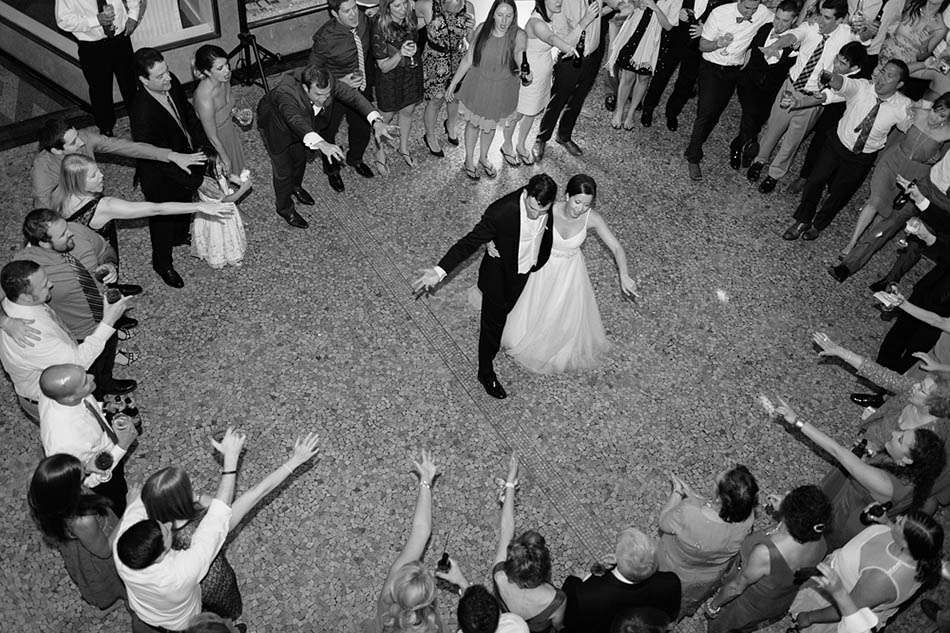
[501,211,609,373]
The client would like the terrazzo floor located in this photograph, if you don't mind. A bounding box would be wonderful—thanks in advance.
[0,72,947,632]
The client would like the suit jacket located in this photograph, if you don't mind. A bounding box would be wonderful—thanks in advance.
[129,74,206,202]
[257,68,376,154]
[562,569,681,633]
[438,188,554,306]
[743,23,795,88]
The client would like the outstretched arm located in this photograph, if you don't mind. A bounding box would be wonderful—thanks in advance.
[493,454,519,564]
[589,211,638,299]
[384,450,438,585]
[93,197,233,227]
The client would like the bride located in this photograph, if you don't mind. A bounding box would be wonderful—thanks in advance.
[501,174,639,373]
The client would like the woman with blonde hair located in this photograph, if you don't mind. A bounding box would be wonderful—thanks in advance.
[376,449,441,633]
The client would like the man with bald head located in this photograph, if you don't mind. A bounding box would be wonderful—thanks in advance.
[39,363,137,512]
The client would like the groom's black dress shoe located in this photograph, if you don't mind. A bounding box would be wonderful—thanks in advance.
[850,392,885,408]
[327,172,345,193]
[292,187,315,206]
[154,267,184,288]
[478,373,508,399]
[278,208,309,229]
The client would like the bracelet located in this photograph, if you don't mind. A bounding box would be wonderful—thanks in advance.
[794,419,805,430]
[221,470,237,476]
[706,603,722,616]
[504,480,517,489]
[420,481,431,489]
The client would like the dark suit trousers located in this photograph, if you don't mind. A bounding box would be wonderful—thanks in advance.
[684,61,741,164]
[538,44,605,143]
[799,102,845,179]
[148,201,193,270]
[732,71,783,150]
[91,458,128,516]
[88,331,120,399]
[324,88,372,168]
[793,136,877,230]
[477,256,529,375]
[77,35,138,134]
[642,29,700,118]
[263,141,308,214]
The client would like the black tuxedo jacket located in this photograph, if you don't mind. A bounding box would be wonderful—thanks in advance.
[743,23,795,88]
[562,569,681,633]
[257,68,376,154]
[129,74,207,202]
[438,188,554,306]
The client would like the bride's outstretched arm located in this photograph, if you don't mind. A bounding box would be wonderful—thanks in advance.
[589,211,639,299]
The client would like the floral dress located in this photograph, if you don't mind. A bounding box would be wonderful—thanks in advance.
[876,9,947,73]
[423,0,469,100]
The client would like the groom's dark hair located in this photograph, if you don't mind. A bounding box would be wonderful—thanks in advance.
[525,174,558,206]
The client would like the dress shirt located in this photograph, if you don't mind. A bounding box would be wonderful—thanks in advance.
[14,223,115,340]
[115,496,233,631]
[302,108,381,148]
[551,0,602,54]
[39,394,125,487]
[701,3,774,66]
[838,607,878,633]
[0,299,113,401]
[916,150,950,210]
[516,192,546,274]
[55,0,140,41]
[309,14,372,79]
[787,23,857,93]
[834,77,912,154]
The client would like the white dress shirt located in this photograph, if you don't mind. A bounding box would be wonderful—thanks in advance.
[39,394,125,488]
[787,23,857,93]
[701,3,774,66]
[0,298,113,401]
[916,150,950,210]
[552,0,603,54]
[55,0,140,41]
[834,77,912,153]
[516,192,547,274]
[303,108,382,149]
[114,496,233,631]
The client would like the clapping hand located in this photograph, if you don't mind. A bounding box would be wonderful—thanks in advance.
[668,473,695,498]
[812,331,844,359]
[286,432,320,470]
[412,449,438,486]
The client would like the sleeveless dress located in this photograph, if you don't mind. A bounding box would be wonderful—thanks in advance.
[708,532,827,633]
[790,525,920,633]
[492,562,566,633]
[501,212,609,374]
[212,89,246,174]
[867,122,948,213]
[605,0,680,75]
[58,510,126,609]
[173,519,243,620]
[457,28,521,130]
[423,0,469,100]
[517,12,556,116]
[192,176,247,269]
[64,195,120,261]
[372,17,425,111]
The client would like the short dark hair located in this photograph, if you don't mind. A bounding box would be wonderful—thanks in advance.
[820,0,848,19]
[525,173,557,207]
[717,464,759,523]
[194,44,228,74]
[458,585,500,633]
[886,59,910,85]
[777,0,802,13]
[781,485,831,543]
[837,41,867,70]
[134,47,165,80]
[22,208,60,246]
[301,65,332,90]
[327,0,348,14]
[37,118,70,152]
[117,519,166,570]
[610,607,671,633]
[184,613,235,633]
[1,260,41,301]
[504,530,551,588]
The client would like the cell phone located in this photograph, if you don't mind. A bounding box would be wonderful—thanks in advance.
[436,552,451,573]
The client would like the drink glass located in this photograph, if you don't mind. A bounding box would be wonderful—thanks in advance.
[405,41,417,67]
[232,107,254,127]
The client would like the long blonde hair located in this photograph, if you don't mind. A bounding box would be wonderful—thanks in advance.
[380,561,439,633]
[376,0,418,43]
[52,153,97,216]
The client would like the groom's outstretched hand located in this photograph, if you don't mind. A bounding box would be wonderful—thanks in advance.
[412,267,443,299]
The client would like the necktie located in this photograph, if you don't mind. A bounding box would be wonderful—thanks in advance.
[352,28,367,91]
[61,252,103,322]
[792,33,828,92]
[736,15,751,22]
[852,97,884,153]
[166,94,192,146]
[84,397,118,444]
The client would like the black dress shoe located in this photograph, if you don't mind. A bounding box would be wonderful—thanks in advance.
[850,392,885,408]
[109,283,143,296]
[746,162,764,182]
[278,208,309,229]
[154,267,184,288]
[292,187,315,206]
[556,138,583,156]
[101,379,138,396]
[347,160,375,178]
[605,94,617,111]
[641,109,653,126]
[477,372,508,399]
[115,315,139,330]
[828,264,850,283]
[741,140,759,168]
[921,598,942,622]
[782,222,809,241]
[758,176,778,194]
[802,226,821,241]
[327,172,345,193]
[868,278,891,292]
[666,115,678,131]
[729,145,742,170]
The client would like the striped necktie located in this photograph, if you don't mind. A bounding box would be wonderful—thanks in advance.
[352,28,367,91]
[852,97,884,153]
[61,252,104,322]
[84,397,118,444]
[792,33,828,92]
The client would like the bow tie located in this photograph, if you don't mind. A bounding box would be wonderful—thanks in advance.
[736,15,751,22]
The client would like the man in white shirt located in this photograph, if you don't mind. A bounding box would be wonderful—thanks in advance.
[55,0,141,137]
[0,260,131,422]
[38,363,137,512]
[115,428,245,632]
[684,0,773,181]
[784,60,912,241]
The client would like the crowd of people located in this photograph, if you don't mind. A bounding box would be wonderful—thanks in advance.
[10,0,950,629]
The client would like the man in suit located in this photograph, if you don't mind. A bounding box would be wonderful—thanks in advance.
[412,174,558,399]
[561,527,681,633]
[129,47,208,289]
[257,65,392,229]
[309,0,378,191]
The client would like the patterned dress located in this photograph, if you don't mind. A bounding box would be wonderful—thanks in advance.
[423,0,469,100]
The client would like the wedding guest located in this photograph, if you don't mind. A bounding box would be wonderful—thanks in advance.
[446,0,527,179]
[417,0,475,157]
[435,562,531,633]
[28,453,126,610]
[309,0,380,187]
[193,151,250,269]
[773,398,945,549]
[683,0,773,181]
[562,527,681,631]
[705,485,832,633]
[656,466,757,615]
[194,45,247,178]
[38,363,138,513]
[782,61,912,241]
[873,0,948,77]
[31,118,204,209]
[374,449,441,633]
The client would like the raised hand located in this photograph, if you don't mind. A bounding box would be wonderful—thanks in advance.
[287,432,320,469]
[774,397,798,426]
[412,449,438,486]
[212,427,247,463]
[434,557,469,587]
[812,331,843,358]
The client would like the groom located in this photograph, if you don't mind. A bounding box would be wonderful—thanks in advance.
[413,174,557,399]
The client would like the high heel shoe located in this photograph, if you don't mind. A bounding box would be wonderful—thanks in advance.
[443,120,459,145]
[424,134,444,157]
